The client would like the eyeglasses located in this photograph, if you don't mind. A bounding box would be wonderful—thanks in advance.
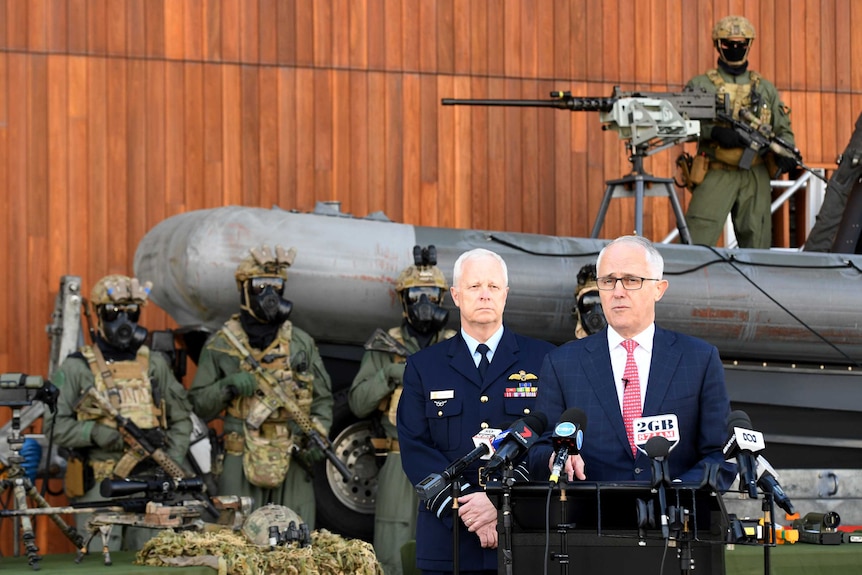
[248,277,285,296]
[100,304,140,322]
[596,276,660,291]
[404,286,443,305]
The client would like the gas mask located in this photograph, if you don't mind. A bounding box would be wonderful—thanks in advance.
[99,304,148,351]
[405,290,449,335]
[244,277,293,324]
[573,264,607,339]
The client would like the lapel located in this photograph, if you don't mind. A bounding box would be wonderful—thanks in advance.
[448,334,483,387]
[583,330,632,455]
[642,326,680,416]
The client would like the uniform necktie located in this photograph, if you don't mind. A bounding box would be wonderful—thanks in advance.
[477,343,490,381]
[621,339,642,456]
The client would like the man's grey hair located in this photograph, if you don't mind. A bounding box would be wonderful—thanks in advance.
[452,248,509,287]
[596,235,665,278]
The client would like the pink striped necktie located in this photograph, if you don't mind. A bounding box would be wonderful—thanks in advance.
[621,339,642,456]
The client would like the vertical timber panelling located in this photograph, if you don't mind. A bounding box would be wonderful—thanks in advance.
[1,0,861,555]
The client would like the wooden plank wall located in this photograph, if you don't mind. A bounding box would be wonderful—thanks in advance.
[1,0,860,555]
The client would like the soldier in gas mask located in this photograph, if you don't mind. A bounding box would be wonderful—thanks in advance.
[189,245,333,528]
[348,245,455,575]
[45,275,193,551]
[573,264,607,340]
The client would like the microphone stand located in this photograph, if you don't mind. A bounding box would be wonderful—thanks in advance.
[450,476,462,575]
[499,466,515,575]
[554,484,572,575]
[761,491,775,575]
[649,456,671,540]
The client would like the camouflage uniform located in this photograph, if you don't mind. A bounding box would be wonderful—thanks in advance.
[349,326,454,575]
[685,15,796,249]
[189,245,333,529]
[45,275,192,552]
[348,246,454,575]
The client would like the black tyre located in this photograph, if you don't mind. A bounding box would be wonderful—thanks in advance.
[312,419,380,541]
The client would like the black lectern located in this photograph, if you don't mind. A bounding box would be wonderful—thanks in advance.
[486,481,727,575]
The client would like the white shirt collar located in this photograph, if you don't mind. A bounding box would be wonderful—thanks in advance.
[462,325,505,364]
[607,324,655,353]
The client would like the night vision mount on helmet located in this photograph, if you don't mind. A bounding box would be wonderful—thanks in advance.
[90,275,153,310]
[234,245,297,288]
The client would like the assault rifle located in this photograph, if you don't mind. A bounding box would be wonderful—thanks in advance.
[219,328,352,481]
[717,108,827,182]
[443,86,727,155]
[74,386,189,479]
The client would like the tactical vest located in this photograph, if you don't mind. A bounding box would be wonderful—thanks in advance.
[379,326,457,427]
[706,69,772,167]
[222,318,314,425]
[77,345,161,430]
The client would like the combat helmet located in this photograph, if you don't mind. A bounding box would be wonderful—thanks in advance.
[712,15,756,40]
[712,16,755,67]
[241,504,305,546]
[234,244,297,290]
[396,245,448,293]
[90,275,153,313]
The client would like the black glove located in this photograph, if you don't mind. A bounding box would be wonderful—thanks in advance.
[711,126,744,148]
[774,154,798,175]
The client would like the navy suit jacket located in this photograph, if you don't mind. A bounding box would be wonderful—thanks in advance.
[530,325,735,487]
[397,327,555,572]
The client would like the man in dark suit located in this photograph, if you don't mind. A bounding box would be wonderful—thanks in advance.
[397,248,556,575]
[531,235,734,487]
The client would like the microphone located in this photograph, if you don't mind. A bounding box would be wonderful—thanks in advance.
[549,408,587,484]
[480,412,548,481]
[756,454,797,516]
[414,429,500,502]
[722,410,765,499]
[643,435,676,540]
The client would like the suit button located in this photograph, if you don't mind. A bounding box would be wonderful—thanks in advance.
[634,467,643,475]
[437,410,443,417]
[480,395,489,403]
[480,422,489,429]
[523,408,531,414]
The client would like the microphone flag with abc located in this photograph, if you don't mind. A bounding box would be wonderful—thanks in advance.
[549,408,587,484]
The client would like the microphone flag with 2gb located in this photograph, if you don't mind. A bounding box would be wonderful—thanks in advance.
[549,408,588,484]
[634,413,680,540]
[722,410,765,499]
[480,412,548,481]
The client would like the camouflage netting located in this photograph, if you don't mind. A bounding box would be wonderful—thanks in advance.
[135,528,382,575]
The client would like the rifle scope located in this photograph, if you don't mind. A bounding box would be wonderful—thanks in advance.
[100,476,206,499]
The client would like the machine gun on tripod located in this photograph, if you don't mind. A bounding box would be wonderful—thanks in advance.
[443,86,728,243]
